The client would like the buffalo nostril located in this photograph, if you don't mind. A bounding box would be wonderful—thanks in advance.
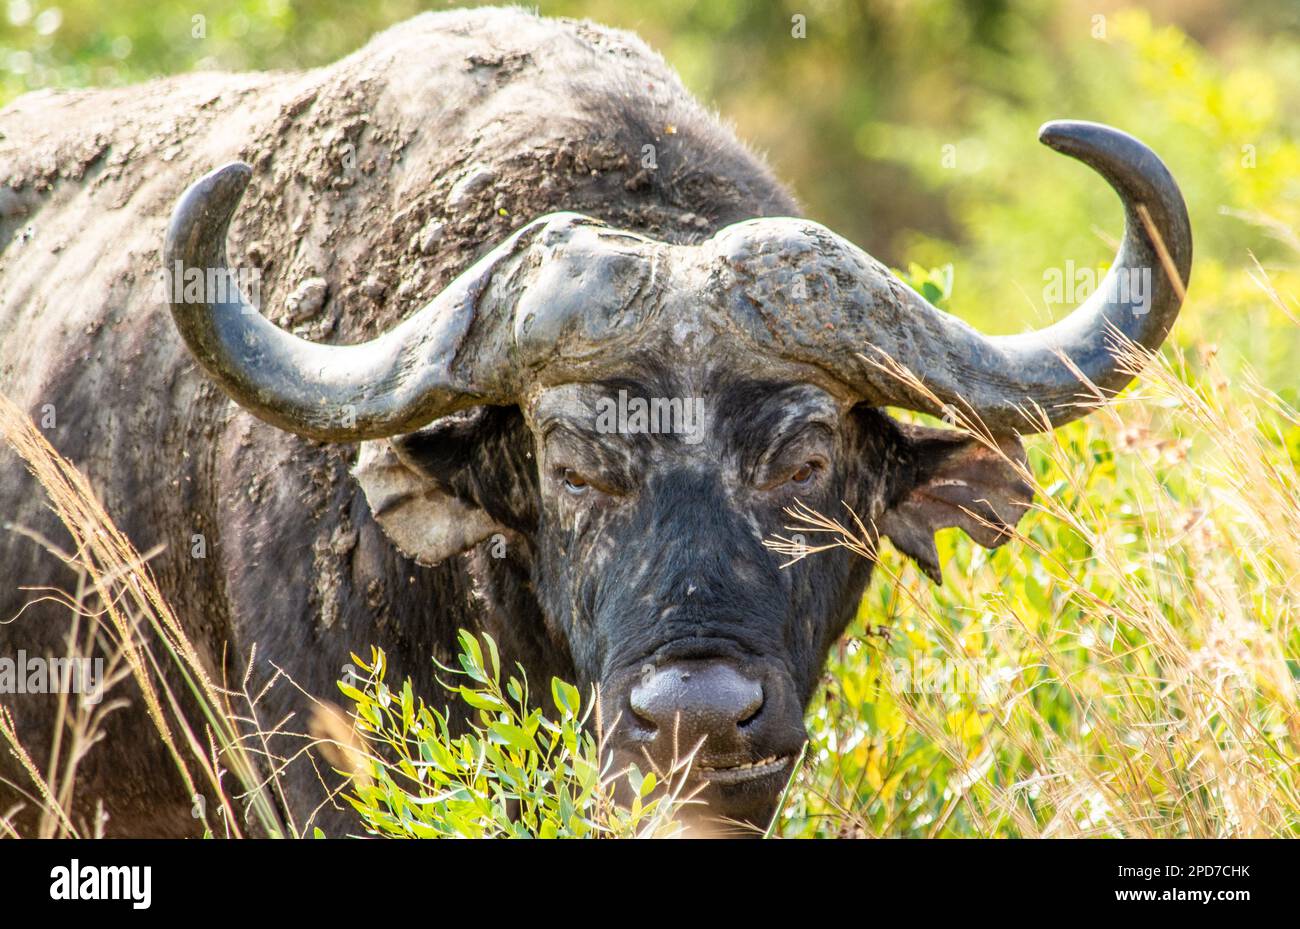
[628,702,657,732]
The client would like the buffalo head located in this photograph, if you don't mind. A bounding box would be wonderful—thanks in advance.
[164,121,1191,833]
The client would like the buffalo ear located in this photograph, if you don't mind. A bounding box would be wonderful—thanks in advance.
[352,406,534,567]
[878,423,1033,584]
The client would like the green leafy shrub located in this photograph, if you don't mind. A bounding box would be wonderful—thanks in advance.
[339,632,693,838]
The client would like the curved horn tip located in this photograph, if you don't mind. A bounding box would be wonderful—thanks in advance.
[193,160,252,205]
[174,161,254,222]
[1037,119,1119,153]
[1038,118,1086,142]
[203,159,253,187]
[165,161,254,263]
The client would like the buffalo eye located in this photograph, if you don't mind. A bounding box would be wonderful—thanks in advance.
[772,457,825,490]
[561,468,591,496]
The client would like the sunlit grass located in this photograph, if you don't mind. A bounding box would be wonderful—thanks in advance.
[779,322,1300,838]
[0,393,291,837]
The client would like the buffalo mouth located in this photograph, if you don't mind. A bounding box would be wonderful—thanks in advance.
[695,754,793,786]
[677,754,797,835]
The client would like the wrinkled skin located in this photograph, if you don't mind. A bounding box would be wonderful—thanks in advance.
[531,378,875,828]
[393,372,1028,832]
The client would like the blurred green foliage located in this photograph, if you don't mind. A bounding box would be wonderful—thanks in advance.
[3,1,1297,392]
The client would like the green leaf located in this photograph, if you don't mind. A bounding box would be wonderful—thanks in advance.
[551,677,581,717]
[459,687,507,713]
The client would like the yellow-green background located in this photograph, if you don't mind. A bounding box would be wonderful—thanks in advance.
[5,2,1300,837]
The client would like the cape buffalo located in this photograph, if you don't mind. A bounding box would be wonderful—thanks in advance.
[0,8,1190,836]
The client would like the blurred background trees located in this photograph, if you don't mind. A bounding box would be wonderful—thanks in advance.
[3,1,1297,392]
